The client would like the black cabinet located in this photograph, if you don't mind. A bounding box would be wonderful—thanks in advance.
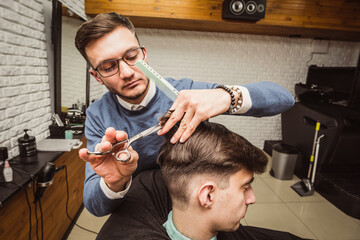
[281,102,360,219]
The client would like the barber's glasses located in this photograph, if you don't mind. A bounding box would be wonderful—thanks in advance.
[94,47,145,78]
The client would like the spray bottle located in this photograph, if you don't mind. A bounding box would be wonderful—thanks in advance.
[3,160,13,182]
[1,147,13,182]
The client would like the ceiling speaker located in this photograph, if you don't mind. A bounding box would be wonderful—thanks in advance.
[222,0,266,21]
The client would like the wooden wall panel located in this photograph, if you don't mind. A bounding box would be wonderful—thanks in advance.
[85,0,360,41]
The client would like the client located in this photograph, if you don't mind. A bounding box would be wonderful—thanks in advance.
[158,120,267,240]
[96,118,306,240]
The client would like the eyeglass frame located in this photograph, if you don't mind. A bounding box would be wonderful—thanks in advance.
[93,46,146,78]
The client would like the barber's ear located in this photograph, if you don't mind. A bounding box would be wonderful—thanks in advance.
[198,183,215,208]
[89,70,104,85]
[143,47,148,61]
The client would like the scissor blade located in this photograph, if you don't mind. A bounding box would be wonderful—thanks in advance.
[128,124,162,144]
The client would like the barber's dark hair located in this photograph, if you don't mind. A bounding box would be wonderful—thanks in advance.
[157,117,268,206]
[75,12,140,65]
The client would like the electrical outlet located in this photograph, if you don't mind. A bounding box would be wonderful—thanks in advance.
[312,40,329,54]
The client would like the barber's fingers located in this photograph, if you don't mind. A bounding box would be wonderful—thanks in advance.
[79,148,91,162]
[181,109,205,143]
[111,131,129,153]
[93,139,116,156]
[159,90,211,143]
[158,92,188,136]
[96,128,129,153]
[115,130,128,142]
[103,127,117,143]
[120,146,139,165]
[79,148,106,165]
[114,146,139,178]
[103,127,128,142]
[169,107,196,143]
[98,141,112,152]
[128,148,139,165]
[79,128,129,164]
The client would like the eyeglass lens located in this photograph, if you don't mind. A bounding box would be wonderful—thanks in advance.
[97,47,144,77]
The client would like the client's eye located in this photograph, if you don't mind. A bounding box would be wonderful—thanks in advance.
[244,185,251,192]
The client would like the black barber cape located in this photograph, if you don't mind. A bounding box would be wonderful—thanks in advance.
[96,169,308,240]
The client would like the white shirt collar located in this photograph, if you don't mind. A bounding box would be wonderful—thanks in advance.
[117,80,156,111]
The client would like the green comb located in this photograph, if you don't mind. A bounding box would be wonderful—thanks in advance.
[135,60,178,101]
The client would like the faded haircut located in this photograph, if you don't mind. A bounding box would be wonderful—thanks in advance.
[75,12,140,65]
[157,118,268,206]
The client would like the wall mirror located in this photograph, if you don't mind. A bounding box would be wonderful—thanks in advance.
[61,12,87,111]
[53,0,89,119]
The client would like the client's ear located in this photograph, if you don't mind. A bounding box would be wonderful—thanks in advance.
[198,183,215,208]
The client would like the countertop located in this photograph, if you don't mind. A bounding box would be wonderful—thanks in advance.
[0,151,63,206]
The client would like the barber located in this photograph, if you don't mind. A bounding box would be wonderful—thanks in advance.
[75,12,294,216]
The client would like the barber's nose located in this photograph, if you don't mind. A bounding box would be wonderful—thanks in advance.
[245,188,256,205]
[118,60,134,79]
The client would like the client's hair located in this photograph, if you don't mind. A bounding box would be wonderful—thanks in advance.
[157,117,268,207]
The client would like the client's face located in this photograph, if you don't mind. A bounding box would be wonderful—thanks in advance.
[212,168,256,232]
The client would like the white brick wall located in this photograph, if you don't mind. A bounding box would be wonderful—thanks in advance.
[90,28,359,148]
[0,0,52,159]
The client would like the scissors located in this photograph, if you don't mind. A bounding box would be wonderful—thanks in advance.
[87,124,162,162]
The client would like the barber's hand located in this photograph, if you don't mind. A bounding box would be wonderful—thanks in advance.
[158,89,231,143]
[79,127,138,192]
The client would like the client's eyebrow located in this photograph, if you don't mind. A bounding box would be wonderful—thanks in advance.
[241,177,255,188]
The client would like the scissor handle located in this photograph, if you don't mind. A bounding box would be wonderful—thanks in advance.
[87,149,112,156]
[87,124,161,157]
[114,150,131,162]
[87,139,129,156]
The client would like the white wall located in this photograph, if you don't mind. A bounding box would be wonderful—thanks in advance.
[90,28,359,148]
[0,0,52,159]
[139,29,359,148]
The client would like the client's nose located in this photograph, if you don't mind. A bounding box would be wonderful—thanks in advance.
[245,188,256,205]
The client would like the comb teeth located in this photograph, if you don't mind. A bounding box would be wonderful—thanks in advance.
[135,60,178,101]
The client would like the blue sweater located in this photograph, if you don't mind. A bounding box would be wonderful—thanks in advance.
[84,78,294,216]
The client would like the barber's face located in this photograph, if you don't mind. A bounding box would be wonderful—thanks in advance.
[213,169,256,232]
[86,26,149,104]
